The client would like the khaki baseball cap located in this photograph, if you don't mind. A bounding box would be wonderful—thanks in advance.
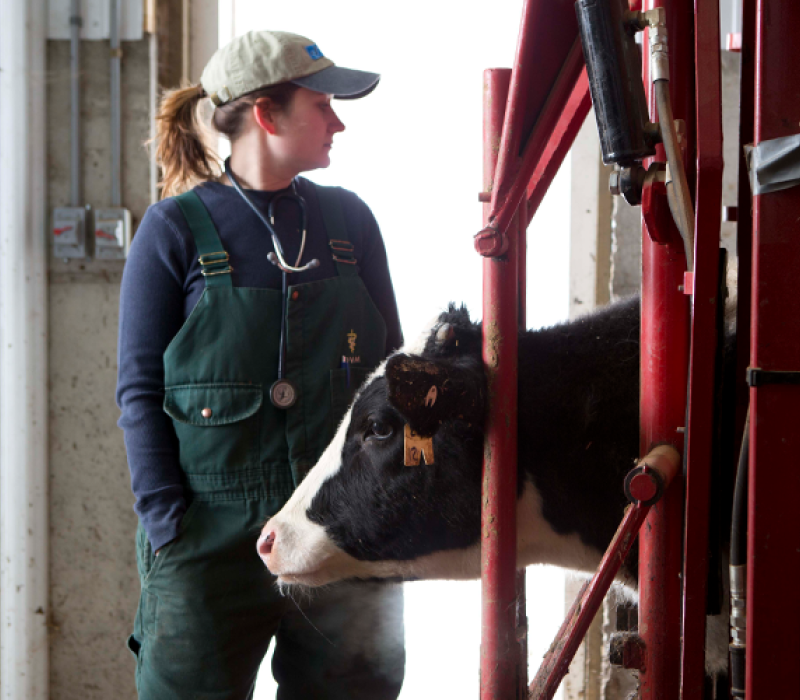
[201,30,380,106]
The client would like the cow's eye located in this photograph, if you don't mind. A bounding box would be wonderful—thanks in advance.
[365,420,393,441]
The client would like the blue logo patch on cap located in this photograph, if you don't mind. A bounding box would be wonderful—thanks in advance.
[305,44,324,61]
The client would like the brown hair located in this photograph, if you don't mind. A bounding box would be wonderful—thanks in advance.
[154,81,301,198]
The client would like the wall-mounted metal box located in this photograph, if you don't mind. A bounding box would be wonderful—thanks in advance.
[52,206,89,259]
[94,207,131,260]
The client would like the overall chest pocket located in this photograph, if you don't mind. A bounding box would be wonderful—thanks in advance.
[164,383,262,472]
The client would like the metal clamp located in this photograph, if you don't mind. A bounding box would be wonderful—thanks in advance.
[624,463,666,506]
[474,225,509,257]
[746,367,800,387]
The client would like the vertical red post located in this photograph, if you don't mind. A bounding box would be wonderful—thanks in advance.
[680,0,724,696]
[481,68,521,700]
[639,2,693,699]
[516,199,528,700]
[747,1,800,698]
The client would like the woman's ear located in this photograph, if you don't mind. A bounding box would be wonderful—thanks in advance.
[253,98,277,135]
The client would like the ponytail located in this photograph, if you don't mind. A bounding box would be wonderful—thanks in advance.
[154,83,220,199]
[153,81,302,198]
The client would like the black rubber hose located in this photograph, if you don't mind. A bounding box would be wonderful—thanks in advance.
[730,407,750,567]
[729,406,749,700]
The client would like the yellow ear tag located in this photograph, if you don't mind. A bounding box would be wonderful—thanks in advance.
[404,424,435,466]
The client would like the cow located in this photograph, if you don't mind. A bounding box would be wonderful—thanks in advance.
[259,294,664,586]
[259,291,739,585]
[259,293,737,673]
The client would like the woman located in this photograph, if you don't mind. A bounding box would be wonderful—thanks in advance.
[117,30,405,699]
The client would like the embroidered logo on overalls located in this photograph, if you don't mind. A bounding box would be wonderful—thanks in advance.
[347,330,357,354]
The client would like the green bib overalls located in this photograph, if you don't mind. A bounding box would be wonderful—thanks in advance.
[129,185,405,699]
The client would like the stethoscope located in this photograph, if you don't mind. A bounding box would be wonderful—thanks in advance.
[225,158,319,409]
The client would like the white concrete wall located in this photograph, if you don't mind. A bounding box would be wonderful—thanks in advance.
[47,35,153,699]
[45,1,219,694]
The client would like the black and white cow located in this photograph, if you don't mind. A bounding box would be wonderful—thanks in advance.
[259,292,737,675]
[259,296,649,587]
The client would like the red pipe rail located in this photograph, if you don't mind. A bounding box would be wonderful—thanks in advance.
[478,2,592,698]
[489,40,586,238]
[639,2,694,699]
[480,68,522,700]
[680,0,724,695]
[524,70,591,230]
[748,1,800,697]
[481,0,587,244]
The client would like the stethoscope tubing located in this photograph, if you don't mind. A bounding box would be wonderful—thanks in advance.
[224,158,319,275]
[224,159,319,388]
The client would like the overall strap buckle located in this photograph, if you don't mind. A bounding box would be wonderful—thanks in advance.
[198,251,233,277]
[174,191,233,288]
[329,239,357,265]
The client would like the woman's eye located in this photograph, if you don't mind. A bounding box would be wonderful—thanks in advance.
[365,420,393,441]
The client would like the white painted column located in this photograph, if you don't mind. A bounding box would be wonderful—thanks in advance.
[569,108,613,319]
[0,0,50,697]
[190,0,221,158]
[190,0,219,83]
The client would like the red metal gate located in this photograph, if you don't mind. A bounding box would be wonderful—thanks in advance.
[477,0,800,699]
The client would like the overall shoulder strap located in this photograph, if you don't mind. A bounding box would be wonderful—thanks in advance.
[314,184,359,278]
[174,190,233,287]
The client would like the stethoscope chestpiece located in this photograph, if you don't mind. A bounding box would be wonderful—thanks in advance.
[269,378,298,409]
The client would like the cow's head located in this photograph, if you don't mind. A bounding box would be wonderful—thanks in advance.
[258,306,490,586]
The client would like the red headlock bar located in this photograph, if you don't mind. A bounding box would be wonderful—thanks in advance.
[530,447,681,700]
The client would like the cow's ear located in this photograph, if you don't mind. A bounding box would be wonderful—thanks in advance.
[421,304,480,359]
[385,353,485,437]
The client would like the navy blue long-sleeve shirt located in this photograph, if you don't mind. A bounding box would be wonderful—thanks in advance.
[116,178,402,551]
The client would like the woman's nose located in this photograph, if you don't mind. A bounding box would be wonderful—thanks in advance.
[330,110,345,133]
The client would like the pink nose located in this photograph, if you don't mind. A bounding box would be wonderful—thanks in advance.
[258,530,276,557]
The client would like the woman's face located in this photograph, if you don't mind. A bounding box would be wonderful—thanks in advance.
[267,87,346,174]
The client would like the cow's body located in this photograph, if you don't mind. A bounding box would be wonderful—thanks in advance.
[260,296,651,587]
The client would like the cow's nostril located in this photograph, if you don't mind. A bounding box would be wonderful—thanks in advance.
[258,531,276,556]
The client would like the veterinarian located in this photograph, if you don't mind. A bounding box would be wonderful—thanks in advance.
[116,30,405,699]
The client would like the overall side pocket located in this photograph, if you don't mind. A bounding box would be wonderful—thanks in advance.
[142,500,201,587]
[164,383,263,472]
